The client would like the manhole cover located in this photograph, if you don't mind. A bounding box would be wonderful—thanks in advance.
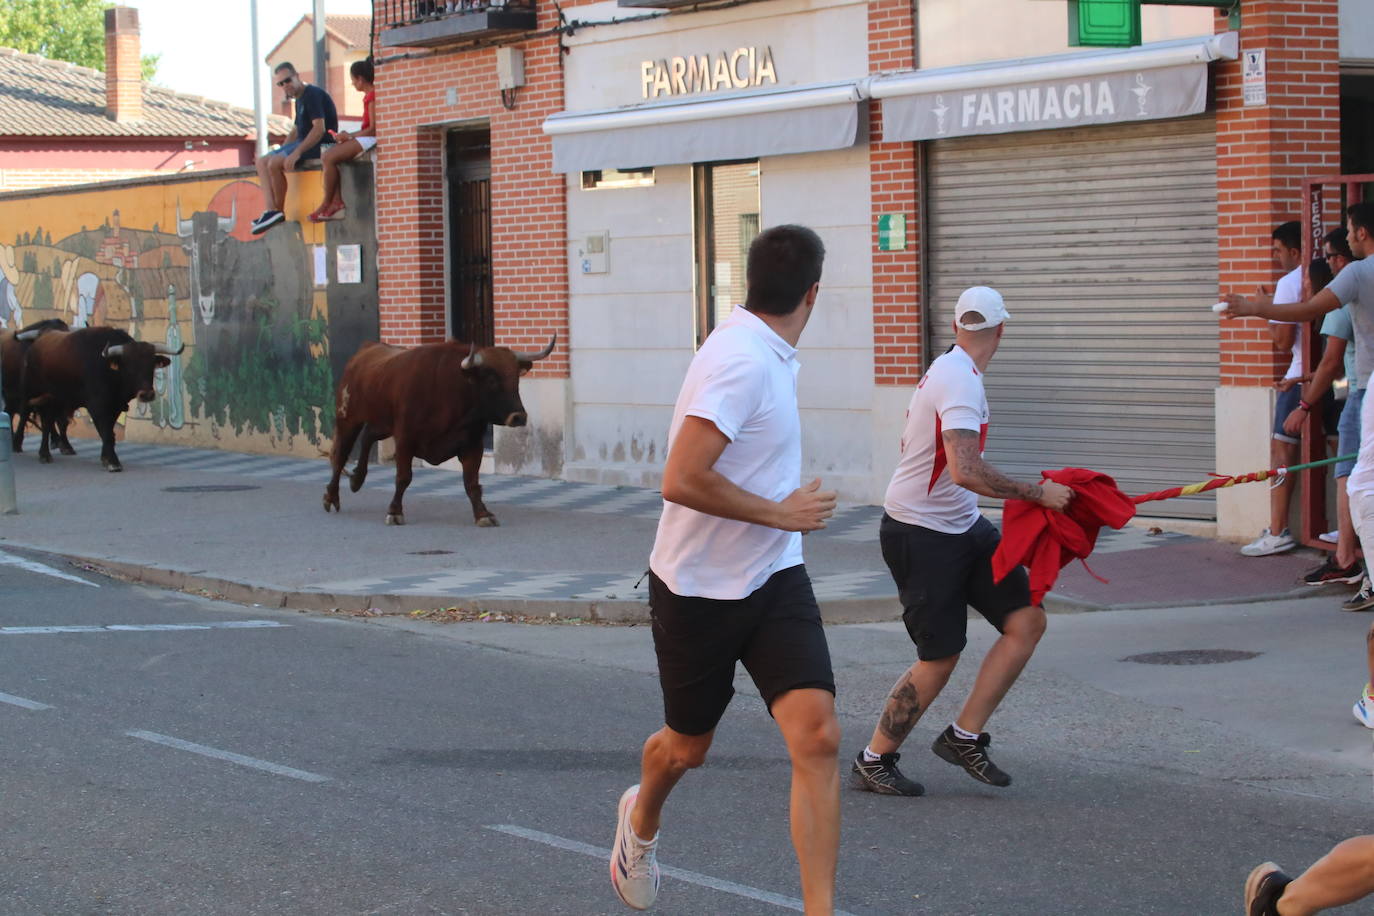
[1122,649,1261,666]
[408,549,455,556]
[161,485,262,493]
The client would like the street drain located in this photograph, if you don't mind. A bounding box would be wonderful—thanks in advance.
[162,485,262,493]
[1122,649,1261,666]
[408,549,455,556]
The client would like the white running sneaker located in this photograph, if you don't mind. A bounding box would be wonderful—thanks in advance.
[610,785,659,910]
[1319,529,1340,544]
[1240,528,1296,557]
[1354,685,1374,729]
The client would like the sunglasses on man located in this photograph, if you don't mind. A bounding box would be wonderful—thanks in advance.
[276,75,295,87]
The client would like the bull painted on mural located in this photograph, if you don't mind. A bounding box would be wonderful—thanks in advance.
[176,198,236,326]
[323,335,556,527]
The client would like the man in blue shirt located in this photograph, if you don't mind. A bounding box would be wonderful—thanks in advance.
[251,62,338,234]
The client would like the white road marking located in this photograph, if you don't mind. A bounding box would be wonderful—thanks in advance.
[0,550,98,587]
[0,690,52,710]
[485,824,856,915]
[126,730,331,783]
[0,620,287,635]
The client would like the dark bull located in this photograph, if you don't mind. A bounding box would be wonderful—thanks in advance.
[323,334,556,526]
[23,327,184,471]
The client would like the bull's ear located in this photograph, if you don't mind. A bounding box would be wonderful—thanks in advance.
[518,362,532,377]
[107,360,120,372]
[155,355,171,369]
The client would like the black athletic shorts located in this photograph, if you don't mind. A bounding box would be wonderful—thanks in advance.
[648,564,836,737]
[879,513,1032,661]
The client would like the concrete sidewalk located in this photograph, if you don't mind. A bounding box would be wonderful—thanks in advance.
[0,437,1334,621]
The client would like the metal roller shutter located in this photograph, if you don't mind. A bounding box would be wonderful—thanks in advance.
[926,115,1219,519]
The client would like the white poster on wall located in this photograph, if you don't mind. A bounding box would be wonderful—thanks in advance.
[337,245,362,284]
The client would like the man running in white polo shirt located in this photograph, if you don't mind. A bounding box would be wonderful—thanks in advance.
[610,225,841,913]
[852,287,1073,797]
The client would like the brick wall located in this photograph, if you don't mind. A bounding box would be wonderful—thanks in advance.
[373,10,579,378]
[1216,0,1341,387]
[868,0,920,387]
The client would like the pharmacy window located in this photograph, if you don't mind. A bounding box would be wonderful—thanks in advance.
[693,160,760,347]
[581,167,655,190]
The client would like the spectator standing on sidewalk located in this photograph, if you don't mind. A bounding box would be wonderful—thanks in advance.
[310,59,376,223]
[1242,221,1307,557]
[609,225,841,914]
[251,62,338,235]
[850,287,1072,799]
[1224,203,1374,727]
[1289,235,1363,589]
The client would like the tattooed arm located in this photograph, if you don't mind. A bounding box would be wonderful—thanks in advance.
[942,428,1072,510]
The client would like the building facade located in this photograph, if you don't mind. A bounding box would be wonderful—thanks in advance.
[372,0,1370,538]
[0,8,290,193]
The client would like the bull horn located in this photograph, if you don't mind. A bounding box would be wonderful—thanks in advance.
[16,329,40,342]
[460,340,482,371]
[102,343,126,359]
[176,200,192,237]
[155,342,186,356]
[512,334,557,363]
[218,199,237,233]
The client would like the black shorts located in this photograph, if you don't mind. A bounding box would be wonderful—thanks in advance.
[879,513,1032,662]
[648,565,836,737]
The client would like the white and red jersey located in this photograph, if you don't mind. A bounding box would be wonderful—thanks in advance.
[884,345,989,534]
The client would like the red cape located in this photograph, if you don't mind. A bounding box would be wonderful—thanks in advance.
[991,467,1137,605]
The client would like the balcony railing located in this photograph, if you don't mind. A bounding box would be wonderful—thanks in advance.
[376,1,537,49]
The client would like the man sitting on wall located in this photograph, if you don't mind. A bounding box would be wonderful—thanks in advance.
[251,62,338,235]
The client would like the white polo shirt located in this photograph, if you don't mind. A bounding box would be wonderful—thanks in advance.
[649,305,804,600]
[1271,265,1304,381]
[884,345,989,535]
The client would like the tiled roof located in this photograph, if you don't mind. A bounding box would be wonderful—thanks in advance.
[0,47,295,139]
[267,15,372,60]
[327,15,373,50]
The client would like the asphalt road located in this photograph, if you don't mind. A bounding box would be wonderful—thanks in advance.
[2,546,1372,915]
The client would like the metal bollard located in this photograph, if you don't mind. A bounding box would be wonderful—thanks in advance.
[0,343,16,515]
[0,415,15,515]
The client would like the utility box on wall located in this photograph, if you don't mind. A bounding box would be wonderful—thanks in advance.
[495,47,525,90]
[577,232,609,274]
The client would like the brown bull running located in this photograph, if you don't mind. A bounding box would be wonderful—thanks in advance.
[323,334,556,526]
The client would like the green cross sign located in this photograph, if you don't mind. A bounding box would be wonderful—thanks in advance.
[1070,1,1239,48]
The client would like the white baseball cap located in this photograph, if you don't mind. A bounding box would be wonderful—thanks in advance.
[954,286,1010,331]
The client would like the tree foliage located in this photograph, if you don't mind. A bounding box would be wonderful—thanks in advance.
[0,0,159,80]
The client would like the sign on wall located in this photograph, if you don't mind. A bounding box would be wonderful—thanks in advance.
[883,62,1208,141]
[640,47,777,99]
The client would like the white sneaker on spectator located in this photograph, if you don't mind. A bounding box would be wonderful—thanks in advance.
[1355,684,1374,729]
[1240,528,1295,557]
[1319,529,1340,544]
[610,785,659,910]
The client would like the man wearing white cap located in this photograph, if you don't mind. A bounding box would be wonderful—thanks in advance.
[852,286,1073,797]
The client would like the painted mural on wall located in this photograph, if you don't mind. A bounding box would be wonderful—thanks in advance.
[0,170,376,457]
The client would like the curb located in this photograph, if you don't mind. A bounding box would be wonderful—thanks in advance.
[55,552,1325,626]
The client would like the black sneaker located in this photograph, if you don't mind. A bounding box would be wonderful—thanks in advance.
[850,751,924,797]
[1343,577,1374,612]
[250,210,284,234]
[1302,556,1363,586]
[1244,862,1292,916]
[932,725,1011,787]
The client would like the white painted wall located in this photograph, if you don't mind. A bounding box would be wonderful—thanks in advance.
[560,0,878,501]
[1215,386,1275,541]
[916,0,1215,71]
[1341,0,1374,63]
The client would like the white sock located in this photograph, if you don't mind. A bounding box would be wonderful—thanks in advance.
[951,723,979,741]
[862,746,884,762]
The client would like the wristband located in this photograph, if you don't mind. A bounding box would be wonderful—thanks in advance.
[1299,400,1312,412]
